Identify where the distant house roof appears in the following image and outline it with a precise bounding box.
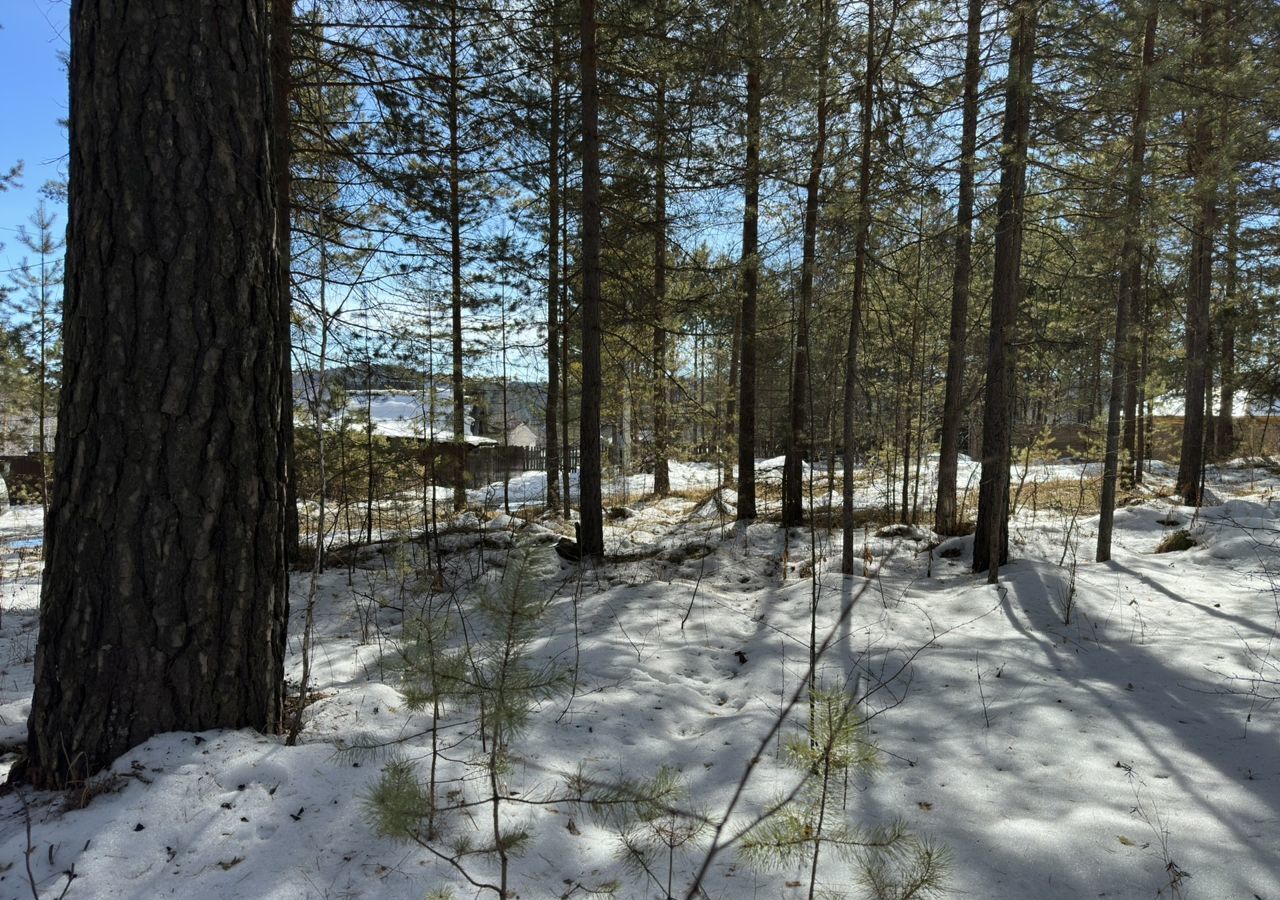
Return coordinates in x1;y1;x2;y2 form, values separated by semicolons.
505;422;541;449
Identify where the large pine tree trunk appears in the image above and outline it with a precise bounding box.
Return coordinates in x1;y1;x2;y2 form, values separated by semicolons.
935;0;982;538
840;0;878;574
545;21;562;513
578;0;604;557
973;0;1036;579
25;0;287;789
1097;2;1156;563
782;0;831;528
736;0;762;522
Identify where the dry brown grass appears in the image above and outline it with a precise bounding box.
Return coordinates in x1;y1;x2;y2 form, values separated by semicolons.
1010;476;1147;518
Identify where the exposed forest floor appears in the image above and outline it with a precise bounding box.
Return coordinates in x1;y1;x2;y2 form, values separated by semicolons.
1;458;1278;899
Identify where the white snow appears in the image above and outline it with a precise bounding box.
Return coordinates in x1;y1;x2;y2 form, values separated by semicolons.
1;461;1279;899
466;459;726;511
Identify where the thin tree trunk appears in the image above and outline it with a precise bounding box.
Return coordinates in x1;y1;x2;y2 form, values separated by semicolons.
288;237;329;746
561;229;572;518
902;243;921;525
1205;320;1217;461
653;80;671;496
1097;2;1156;563
26;0;286;788
545;20;562;513
724;309;741;486
935;0;982;537
365;351;375;543
621;375;632;491
1217;186;1238;455
448;0;467;513
273;0;299;565
1089;344;1102;422
1122;326;1140;486
973;0;1036;579
841;0;877;571
1135;261;1150;483
913;341;927;523
1214;2;1237;459
501;302;511;515
737;0;761;522
426;330;444;582
578;0;604;558
783;0;831;528
1175;206;1214;503
37;270;48;518
1175;2;1218;506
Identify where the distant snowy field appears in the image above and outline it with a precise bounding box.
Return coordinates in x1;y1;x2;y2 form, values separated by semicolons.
1;460;1278;899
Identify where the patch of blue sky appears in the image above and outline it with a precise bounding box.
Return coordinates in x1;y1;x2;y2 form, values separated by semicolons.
0;1;69;274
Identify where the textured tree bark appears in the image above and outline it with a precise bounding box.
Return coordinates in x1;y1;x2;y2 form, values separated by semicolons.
782;0;831;528
545;21;562;514
973;0;1036;579
935;0;983;538
1097;2;1156;563
24;0;287;789
841;0;878;573
736;0;761;523
578;0;605;558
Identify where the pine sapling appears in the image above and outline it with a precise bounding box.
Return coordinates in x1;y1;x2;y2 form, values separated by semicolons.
577;766;706;900
740;681;948;900
366;547;568;897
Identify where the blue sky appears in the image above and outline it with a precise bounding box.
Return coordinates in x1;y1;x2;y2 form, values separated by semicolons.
0;1;69;272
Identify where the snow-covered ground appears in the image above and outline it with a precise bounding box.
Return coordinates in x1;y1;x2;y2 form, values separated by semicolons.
1;461;1279;899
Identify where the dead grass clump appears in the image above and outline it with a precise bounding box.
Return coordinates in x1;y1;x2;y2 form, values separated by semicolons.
664;486;717;505
750;505;884;530
1155;530;1195;553
753;482;784;501
1017;477;1106;516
